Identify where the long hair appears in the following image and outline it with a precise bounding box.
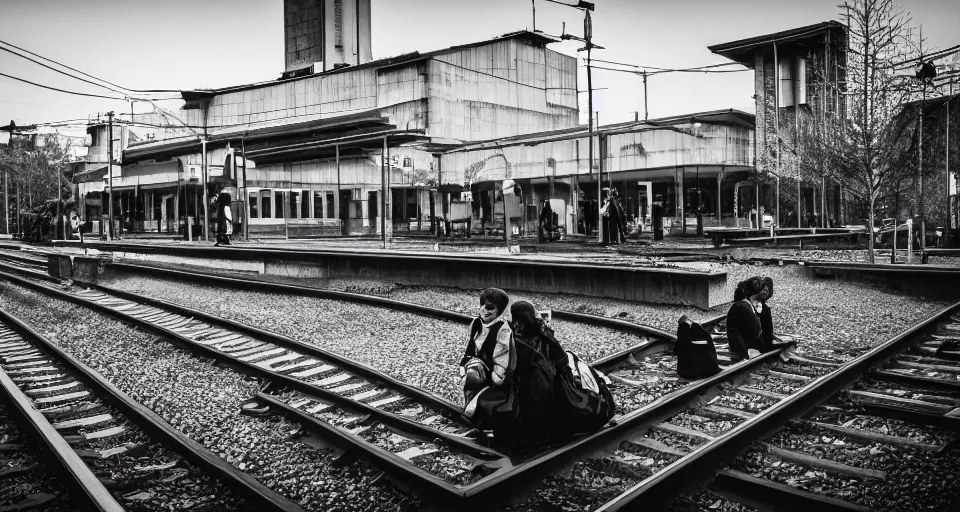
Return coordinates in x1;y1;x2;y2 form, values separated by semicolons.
760;276;774;301
733;276;763;301
510;300;543;338
479;287;509;317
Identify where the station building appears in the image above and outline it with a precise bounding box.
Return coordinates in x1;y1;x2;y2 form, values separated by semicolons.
440;110;758;237
708;21;865;228
71;0;579;239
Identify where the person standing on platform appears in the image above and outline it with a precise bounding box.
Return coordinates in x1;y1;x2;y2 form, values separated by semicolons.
214;192;233;247
652;195;665;241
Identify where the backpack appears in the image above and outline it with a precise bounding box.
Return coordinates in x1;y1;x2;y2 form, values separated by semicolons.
552;351;616;437
511;336;559;439
675;315;721;380
936;340;960;361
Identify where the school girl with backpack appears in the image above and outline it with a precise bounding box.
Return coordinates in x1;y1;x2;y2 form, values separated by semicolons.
509;301;616;441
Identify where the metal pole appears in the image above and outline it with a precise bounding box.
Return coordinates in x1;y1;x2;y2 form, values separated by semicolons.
201;136;209;241
241;138;249;241
586;17;599;244
532;0;536;31
643;72;649;121
107;111;114;241
336;143;341;236
382;135;387;248
285;159;290;241
918;83;925;252
5;123;12;235
947;93;952;247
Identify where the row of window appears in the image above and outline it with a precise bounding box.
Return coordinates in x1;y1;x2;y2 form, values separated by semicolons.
249;190;336;219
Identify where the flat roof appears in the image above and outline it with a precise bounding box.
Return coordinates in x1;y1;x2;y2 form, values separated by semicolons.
446;109;755;153
708;21;845;67
180;30;563;98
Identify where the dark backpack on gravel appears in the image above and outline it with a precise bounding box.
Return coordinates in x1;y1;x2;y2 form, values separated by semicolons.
936;340;960;361
675;315;721;380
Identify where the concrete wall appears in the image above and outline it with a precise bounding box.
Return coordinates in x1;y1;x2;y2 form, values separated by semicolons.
94;244;726;308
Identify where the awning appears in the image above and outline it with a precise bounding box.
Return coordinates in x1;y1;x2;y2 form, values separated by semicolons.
73;165;108;184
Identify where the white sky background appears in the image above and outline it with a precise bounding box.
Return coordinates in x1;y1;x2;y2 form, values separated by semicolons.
1;0;957;136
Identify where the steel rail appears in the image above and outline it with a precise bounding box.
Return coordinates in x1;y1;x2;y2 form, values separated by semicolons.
0;269;504;461
108;261;702;340
0;339;124;512
84;279;466;419
453;345;791;504
0;307;304;512
595;299;960;511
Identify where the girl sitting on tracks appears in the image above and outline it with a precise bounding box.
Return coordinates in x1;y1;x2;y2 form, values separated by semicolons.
727;276;765;360
459;288;518;445
510;301;615;441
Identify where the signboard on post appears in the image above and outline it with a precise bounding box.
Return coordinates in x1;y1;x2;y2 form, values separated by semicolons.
460;191;472;202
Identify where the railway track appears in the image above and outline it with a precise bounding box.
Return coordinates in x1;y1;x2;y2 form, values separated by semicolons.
593;301;960;511
0;259;827;510
0;305;303;511
5;250;955;509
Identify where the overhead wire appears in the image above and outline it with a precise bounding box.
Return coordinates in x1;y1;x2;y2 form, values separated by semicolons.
0;37;182;94
0;71;128;100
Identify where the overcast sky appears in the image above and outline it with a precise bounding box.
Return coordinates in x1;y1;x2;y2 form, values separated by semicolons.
1;0;958;136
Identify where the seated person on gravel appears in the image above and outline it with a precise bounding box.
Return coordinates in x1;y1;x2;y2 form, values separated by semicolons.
510;301;616;440
727;277;765;360
459;288;518;444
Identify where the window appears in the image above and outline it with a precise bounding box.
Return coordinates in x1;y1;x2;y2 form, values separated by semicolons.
260;190;272;219
275;191;284;218
249;191;259;218
290;191;300;219
403;157;412;168
778;56;807;108
301;191;310;219
368;191;378;220
778;59;794;107
326;192;335;219
313;191;324;219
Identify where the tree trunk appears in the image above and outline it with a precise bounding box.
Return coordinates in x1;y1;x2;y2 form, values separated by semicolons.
868;195;876;264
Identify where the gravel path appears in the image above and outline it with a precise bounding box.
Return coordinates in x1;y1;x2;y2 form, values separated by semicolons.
0;281;415;511
102;271;651;402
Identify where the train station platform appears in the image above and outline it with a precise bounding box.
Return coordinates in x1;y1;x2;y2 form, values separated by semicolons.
48;239;728;309
804;260;960;300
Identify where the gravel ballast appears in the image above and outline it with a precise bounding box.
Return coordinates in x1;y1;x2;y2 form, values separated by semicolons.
101;271;649;402
106;260;952;365
0;281;415;511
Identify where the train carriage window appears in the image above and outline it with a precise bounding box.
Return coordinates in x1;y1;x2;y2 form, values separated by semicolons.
326;192;335;219
260;190;272;219
301;191;310;219
313;191;323;219
275;191;284;218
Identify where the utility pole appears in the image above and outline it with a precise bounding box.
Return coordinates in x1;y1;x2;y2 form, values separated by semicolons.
532;0;536;31
642;71;649;121
107;111;114;241
201;135;209;241
4;121;12;235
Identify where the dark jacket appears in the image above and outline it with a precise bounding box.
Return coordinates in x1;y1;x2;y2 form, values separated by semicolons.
726;300;762;359
758;302;775;351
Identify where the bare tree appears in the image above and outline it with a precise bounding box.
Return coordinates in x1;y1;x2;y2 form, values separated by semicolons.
831;0;923;262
